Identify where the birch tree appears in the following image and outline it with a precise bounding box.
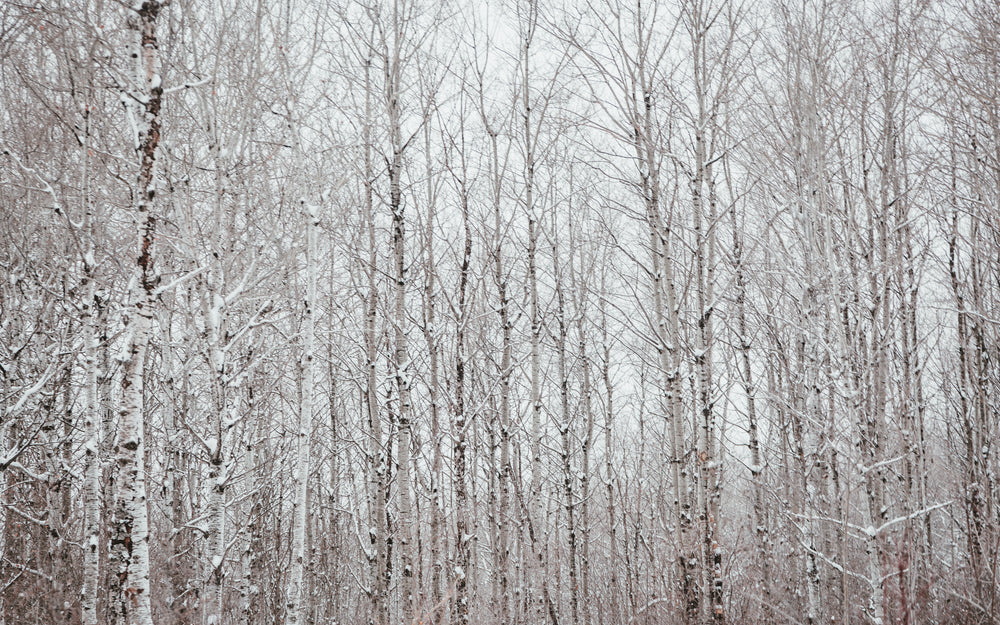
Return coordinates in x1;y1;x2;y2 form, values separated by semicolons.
6;2;1000;624
108;4;166;625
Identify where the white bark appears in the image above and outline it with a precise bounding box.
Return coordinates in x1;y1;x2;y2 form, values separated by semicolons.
109;4;163;625
80;89;101;625
453;174;473;625
286;187;318;625
520;6;546;621
360;46;389;624
419;115;446;625
554;234;579;625
81;263;101;625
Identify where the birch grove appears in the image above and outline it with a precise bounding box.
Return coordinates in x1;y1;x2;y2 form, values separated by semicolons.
2;0;1000;624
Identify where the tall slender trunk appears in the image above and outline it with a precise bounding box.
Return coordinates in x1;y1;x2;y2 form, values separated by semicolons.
486;115;513;625
687;3;723;618
552;223;578;625
159;304;193;624
453;177;473;624
359;44;389;625
202;124;232;625
520;5;547;622
283;32;318;614
732;201;768;623
80;96;102;625
82;264;102;625
109;4;163;625
599;278;620;623
239;379;264;621
385;7;415;614
420;120;445;625
573;250;594;625
633;48;690;622
286;193;317;625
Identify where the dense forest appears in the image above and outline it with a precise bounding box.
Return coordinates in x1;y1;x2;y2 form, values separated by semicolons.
1;0;999;624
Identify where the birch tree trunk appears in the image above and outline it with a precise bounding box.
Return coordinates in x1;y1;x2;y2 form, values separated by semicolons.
109;4;164;625
357;41;390;625
384;4;415;616
200;120;232;625
598;269;621;624
389;99;415;625
571;220;595;625
81;246;102;625
419;116;446;625
80;89;102;625
519;4;548;623
731;197;770;623
452;158;473;625
482;87;513;625
552;213;578;625
286;137;317;625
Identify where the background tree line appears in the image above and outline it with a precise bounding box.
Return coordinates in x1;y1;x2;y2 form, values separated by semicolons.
1;0;998;624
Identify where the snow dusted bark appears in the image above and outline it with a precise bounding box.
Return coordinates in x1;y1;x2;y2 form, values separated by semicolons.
492;168;514;625
575;297;594;625
598;279;621;623
453;170;473;625
203;372;228;625
526;152;545;616
690;81;721;625
419;117;446;625
520;6;547;621
239;379;267;619
388;57;416;625
199;87;242;625
81;256;102;625
732;202;770;622
855;277;888;625
787;349;822;625
479;89;513;624
630;39;692;619
566;197;595;625
683;1;734;618
159;304;194;623
80;96;101;625
423;259;445;625
552;218;579;625
108;4;163;625
361;47;390;624
286;178;318;625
